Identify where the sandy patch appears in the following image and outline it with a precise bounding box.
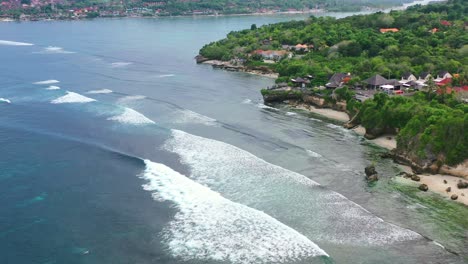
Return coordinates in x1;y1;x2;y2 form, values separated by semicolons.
352;125;396;150
296;104;350;122
398;165;468;206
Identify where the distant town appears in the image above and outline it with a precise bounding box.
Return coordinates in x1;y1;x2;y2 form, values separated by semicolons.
0;0;420;21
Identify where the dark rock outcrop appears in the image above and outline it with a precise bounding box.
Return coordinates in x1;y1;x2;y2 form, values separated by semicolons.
446;187;451;193
399;172;412;178
365;165;377;177
457;180;468;189
451;194;458;200
364;165;379;182
367;174;379;182
195;55;209;64
411;174;421;182
418;184;429;192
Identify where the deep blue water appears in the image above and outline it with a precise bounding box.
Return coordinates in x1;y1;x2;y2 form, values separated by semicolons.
0;12;467;264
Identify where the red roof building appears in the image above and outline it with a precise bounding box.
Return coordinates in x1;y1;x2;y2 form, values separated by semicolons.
440;20;452;26
436;78;452;86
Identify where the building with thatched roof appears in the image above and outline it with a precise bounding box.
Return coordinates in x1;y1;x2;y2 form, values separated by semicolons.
364;74;388;89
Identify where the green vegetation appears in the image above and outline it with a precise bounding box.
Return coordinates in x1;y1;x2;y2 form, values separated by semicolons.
356;92;467;165
202;0;468;167
0;0;421;18
200;0;467;85
152;0;416;14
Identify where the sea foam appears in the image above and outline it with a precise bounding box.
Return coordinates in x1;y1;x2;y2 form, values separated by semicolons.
107;107;155;125
34;80;60;85
117;95;146;103
35;46;75;54
163;130;422;246
306;149;323;158
87;89;113;94
0;98;11;104
0;40;34;46
46;85;60;90
257;103;277;110
157;74;175;78
51;91;96;104
173;109;218;127
111;62;132;68
140;160;328;263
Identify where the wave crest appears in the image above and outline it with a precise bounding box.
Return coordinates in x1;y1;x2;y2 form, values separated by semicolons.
140;160;328;263
0;98;11;104
34;80;60;85
107;107;155;125
173;110;218;127
51;91;96;104
87;89;113;94
0;40;34;46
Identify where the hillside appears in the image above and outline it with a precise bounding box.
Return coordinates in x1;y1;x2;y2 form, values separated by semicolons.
1;0;418;19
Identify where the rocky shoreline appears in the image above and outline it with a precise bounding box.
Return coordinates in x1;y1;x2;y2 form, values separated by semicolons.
195;57;279;78
259;88;468;205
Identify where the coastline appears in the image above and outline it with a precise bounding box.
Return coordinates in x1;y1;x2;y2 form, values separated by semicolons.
294;103;396;150
202;60;279;78
290;102;467;206
0;0;444;23
398;165;468;206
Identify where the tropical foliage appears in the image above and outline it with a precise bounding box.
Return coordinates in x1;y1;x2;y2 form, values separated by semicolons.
200;0;467;86
202;0;468;166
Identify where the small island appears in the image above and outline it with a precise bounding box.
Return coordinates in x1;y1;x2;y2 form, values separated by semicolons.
197;0;468;203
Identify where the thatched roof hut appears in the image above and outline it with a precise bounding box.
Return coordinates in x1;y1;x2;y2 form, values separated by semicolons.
364;74;388;89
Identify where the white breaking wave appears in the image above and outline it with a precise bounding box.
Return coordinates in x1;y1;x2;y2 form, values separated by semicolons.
241;99;252;104
157;74;175;78
309;117;323;122
87;89;113;94
107;107;155;125
35;46;75;54
46;85;60;90
173;109;218;127
51;91;96;104
110;62;132;68
165;130;319;188
286;112;297;116
0;40;34;46
34;80;60;85
140;160;328;264
163;130;421;246
0;98;11;104
257;103;277;110
306;149;323;158
118;95;146;103
326;123;343;130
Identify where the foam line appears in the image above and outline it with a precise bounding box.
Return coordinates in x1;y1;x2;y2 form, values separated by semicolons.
87;89;113;94
34;80;60;85
163;130;422;245
51;91;96;104
107;107;155;125
0;40;34;46
46;86;60;90
0;98;11;104
140;160;328;263
172;109;218;127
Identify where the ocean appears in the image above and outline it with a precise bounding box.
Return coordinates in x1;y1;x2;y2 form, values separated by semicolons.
1;9;467;264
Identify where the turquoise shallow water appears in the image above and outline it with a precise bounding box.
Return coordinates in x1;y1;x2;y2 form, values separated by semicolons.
0;11;467;264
